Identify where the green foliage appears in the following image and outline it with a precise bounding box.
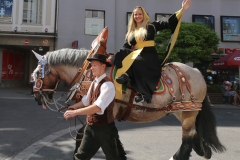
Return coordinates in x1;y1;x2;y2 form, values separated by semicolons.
155;22;220;64
207;84;222;93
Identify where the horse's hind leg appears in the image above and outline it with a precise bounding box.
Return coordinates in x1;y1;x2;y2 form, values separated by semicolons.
171;111;198;160
192;133;212;159
171;136;193;160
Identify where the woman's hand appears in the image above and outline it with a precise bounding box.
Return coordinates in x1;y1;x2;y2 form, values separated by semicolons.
182;0;191;12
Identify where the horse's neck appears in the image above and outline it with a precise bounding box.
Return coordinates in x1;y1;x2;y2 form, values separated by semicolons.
56;65;112;85
55;65;79;85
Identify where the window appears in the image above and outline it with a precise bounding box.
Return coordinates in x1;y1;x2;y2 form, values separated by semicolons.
192;15;215;30
85;10;105;35
22;0;42;24
221;16;240;42
0;0;13;23
155;13;171;22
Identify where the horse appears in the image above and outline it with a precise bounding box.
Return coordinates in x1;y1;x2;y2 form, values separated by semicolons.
32;48;225;160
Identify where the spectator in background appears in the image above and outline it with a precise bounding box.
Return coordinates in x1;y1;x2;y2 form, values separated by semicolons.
221;80;240;106
29;73;35;96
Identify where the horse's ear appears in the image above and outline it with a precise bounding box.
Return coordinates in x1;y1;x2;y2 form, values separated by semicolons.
91;26;108;54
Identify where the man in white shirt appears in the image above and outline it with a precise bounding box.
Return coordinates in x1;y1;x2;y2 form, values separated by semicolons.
64;53;126;160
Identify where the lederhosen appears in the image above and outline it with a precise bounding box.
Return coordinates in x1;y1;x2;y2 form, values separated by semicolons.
74;77;121;160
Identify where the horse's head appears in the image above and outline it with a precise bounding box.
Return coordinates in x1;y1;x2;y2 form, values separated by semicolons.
31;27;109;109
32;51;60;109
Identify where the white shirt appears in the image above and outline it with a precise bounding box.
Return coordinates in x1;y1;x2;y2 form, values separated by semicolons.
82;73;115;115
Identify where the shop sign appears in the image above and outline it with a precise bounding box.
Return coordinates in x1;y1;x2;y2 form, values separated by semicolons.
213;48;240;54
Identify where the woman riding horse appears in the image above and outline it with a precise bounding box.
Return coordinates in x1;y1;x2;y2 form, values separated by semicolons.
114;0;191;104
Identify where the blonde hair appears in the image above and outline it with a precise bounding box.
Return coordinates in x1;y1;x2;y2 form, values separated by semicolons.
126;6;150;44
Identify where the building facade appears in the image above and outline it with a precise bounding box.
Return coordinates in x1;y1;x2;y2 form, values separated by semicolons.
1;0;240;87
57;0;240;52
0;0;57;87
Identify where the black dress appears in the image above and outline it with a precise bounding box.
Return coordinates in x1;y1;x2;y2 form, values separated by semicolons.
115;13;179;100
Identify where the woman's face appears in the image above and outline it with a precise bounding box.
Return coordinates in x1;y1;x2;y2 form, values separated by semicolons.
133;8;144;25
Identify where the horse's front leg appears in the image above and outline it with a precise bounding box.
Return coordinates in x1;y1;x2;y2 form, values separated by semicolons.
170;111;199;160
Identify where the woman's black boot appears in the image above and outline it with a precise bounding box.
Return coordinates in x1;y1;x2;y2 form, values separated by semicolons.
134;95;152;103
116;74;131;85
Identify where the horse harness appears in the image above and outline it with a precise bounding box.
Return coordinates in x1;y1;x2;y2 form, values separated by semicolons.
34;63;61;93
115;63;202;121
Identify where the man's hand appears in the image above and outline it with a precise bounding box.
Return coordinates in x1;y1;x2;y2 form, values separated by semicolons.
64;110;77;120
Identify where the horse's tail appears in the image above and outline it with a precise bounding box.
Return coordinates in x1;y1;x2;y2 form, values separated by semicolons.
116;135;127;160
195;96;226;153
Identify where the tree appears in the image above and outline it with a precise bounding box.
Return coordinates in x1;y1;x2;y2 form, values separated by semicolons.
155;22;220;64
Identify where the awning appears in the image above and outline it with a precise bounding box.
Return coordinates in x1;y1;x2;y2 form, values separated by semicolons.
210;50;240;69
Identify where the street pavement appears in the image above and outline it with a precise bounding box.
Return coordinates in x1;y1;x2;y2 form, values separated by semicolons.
0;87;240;160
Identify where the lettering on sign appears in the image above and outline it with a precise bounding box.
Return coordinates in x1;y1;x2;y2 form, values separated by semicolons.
8;64;13;74
213;48;240;54
234;57;240;61
213;62;225;66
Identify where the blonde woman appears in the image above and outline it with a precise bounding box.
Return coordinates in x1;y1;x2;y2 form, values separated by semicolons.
115;0;191;103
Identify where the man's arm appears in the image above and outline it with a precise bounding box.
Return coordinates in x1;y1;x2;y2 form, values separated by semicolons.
68;101;85;110
64;104;101;120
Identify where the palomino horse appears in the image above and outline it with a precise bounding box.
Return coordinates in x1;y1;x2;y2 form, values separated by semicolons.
33;48;225;160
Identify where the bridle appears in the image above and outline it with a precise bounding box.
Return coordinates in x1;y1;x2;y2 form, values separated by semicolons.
34;62;66;113
34;64;61;92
